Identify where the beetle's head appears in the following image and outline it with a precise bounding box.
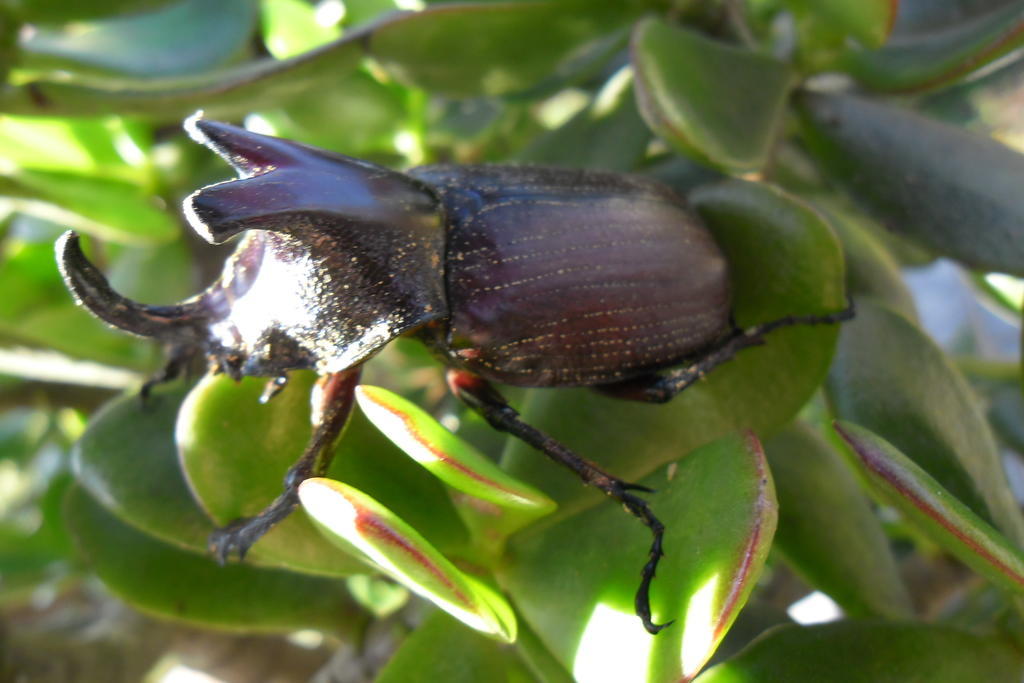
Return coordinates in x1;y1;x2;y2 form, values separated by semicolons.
58;115;448;378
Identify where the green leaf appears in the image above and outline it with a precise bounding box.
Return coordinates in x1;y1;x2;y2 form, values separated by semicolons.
503;432;777;682
251;70;406;158
106;239;196;305
0;33;363;120
73;382;213;552
357;385;555;515
835;422;1024;599
368;2;624;97
630;17;792;173
0;233;153;368
783;0;897;49
696;620;1024;682
765;422;912;618
4;302;153;370
345;574;409;618
798;90;1024;275
377;611;537;683
502;179;845;511
260;0;342;60
175;372;370;576
177;372;466;575
299;477;517;642
812;198;919;322
0;171;177;245
21;0;257;78
516;68;650;171
356;384;555;555
15;0;177;23
0;116;145;178
843;1;1024;92
66;485;364;633
826;301;1024;548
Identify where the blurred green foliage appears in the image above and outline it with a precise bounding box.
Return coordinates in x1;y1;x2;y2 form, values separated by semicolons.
4;0;1024;681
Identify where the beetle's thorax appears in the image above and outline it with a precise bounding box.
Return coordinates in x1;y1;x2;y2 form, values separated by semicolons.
195;211;447;378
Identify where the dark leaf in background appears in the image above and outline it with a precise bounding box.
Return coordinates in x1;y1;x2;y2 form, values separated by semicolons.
799;90;1024;276
22;0;257;78
66;485;366;633
14;0;177;23
843;0;1024;92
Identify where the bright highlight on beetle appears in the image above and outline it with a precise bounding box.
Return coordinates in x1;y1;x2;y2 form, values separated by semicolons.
56;114;853;635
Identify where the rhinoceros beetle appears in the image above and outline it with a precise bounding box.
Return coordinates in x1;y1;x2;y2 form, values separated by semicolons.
57;115;852;635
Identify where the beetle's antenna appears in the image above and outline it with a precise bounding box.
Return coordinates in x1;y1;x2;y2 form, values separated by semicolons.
56;231;207;341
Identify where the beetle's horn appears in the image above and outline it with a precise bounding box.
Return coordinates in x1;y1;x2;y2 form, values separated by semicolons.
183;116;439;246
185;112;312;178
56;231;206;341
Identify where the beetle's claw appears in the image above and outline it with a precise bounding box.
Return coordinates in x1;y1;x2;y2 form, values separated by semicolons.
208;518;262;564
643;618;674;635
621;482;656;493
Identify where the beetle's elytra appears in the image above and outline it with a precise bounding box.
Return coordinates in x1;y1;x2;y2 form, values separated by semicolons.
57;115;852;634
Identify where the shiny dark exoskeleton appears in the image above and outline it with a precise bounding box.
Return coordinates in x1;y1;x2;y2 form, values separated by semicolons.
57;116;851;634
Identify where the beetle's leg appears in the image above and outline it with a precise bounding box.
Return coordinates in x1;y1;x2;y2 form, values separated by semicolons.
599;300;855;404
140;344;196;403
209;367;361;563
446;368;671;635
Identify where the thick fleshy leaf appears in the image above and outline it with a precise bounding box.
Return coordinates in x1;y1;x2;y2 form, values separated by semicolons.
765;422;912;618
826;301;1024;548
72;382;212;552
298;477;516;642
503;179;845;513
784;0;897;49
843;1;1024;92
368;2;625;97
356;384;555;553
812;198;918;322
835;422;1024;598
516;68;650;171
695;620;1024;682
177;372;465;576
0;32;363;120
798;90;1024;275
260;0;341;60
520;68;647;171
0;171;177;245
66;485;364;633
253;69;406;157
16;0;176;23
0;115;145;178
630;17;792;173
22;0;257;78
503;432;777;683
377;610;537;683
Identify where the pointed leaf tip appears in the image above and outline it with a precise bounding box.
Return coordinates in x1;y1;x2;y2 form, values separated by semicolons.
834;421;1024;598
299;477;516;642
